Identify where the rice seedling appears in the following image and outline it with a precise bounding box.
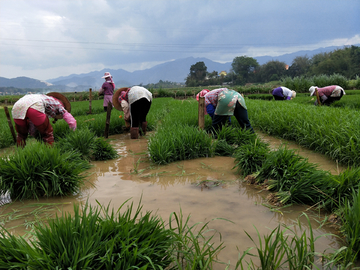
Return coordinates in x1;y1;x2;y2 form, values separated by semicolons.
233;138;270;177
256;146;331;205
0;141;91;200
168;209;227;269
0;198;228;269
56;127;118;161
338;189;360;263
92;137;119;161
324;167;360;212
148;124;214;164
234;213;342;270
214;139;236;156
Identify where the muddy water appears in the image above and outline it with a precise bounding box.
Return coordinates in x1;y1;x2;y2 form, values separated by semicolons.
1;133;346;269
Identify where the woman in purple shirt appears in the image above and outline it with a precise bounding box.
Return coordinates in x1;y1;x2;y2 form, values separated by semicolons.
272;86;296;100
99;72;115;111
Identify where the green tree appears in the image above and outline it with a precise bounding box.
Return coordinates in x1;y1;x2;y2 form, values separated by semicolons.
185;61;207;86
231;56;259;85
289;56;311;77
257;60;287;82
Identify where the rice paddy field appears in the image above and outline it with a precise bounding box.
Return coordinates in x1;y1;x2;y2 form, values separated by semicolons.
1;91;360;269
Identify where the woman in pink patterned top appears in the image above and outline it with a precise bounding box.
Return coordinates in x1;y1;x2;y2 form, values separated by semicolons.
309;85;345;106
12;92;76;147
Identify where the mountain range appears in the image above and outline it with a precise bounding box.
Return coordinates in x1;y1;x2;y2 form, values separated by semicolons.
0;45;349;92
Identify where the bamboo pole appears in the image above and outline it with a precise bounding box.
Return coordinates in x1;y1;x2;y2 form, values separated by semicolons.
104;101;112;138
198;96;205;129
4;106;17;143
315;88;321;106
88;88;92;114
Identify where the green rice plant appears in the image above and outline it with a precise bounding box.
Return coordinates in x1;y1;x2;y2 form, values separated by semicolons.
32;199;174;269
0;229;40;269
148;124;214;164
214;139;236;156
256;146;331;205
233;138;270;177
235;213;336;270
56;127;96;160
92;137;119;161
214;125;239;145
56;127;118;161
0;199;227;269
0;141;90;200
168;209;226;269
339;189;360;263
324;167;360;212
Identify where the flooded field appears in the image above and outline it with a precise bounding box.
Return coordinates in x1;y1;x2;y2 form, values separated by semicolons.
0;132;348;269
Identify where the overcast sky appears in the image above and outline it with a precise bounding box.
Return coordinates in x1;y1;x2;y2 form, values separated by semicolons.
0;0;359;81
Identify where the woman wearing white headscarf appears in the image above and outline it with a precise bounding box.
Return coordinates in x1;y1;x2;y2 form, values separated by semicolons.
309;85;345;106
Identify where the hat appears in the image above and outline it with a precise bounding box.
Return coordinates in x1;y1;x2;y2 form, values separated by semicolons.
309;86;317;96
196;89;210;101
102;72;112;79
112;87;129;111
46;92;71;113
291;91;296;98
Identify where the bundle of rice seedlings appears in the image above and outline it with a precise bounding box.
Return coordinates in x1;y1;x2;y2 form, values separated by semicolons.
325;167;360;212
0;142;90;200
233;138;270;177
257;146;330;205
56;128;118;161
0;199;225;269
214;139;235;156
92;137;119;161
148;124;214;164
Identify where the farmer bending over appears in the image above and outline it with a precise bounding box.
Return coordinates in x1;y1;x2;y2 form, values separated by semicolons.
113;86;152;139
204;88;254;133
309;85;345;106
272;86;296;100
12;92;77;147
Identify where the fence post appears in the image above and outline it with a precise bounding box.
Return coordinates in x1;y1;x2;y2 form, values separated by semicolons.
4;106;17;143
198;96;205;129
315;88;321;106
104;101;112;138
88;88;92;114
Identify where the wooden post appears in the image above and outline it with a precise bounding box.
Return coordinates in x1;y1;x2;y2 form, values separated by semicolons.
315;88;321;106
4;106;17;143
88;88;92;114
104;101;112;138
198;96;205;129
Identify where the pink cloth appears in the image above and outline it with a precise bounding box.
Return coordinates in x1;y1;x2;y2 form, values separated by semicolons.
62;112;77;131
196;89;210;101
14;107;46;126
317;85;337;97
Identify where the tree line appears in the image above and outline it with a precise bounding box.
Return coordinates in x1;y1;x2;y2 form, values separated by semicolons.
185;45;360;87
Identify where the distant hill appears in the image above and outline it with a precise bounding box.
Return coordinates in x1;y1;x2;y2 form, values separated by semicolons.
0;76;51;89
0;45;353;91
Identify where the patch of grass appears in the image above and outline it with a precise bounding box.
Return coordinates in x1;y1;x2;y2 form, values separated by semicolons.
0;141;91;200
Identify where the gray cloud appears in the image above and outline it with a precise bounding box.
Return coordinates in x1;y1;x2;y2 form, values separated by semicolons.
0;0;359;80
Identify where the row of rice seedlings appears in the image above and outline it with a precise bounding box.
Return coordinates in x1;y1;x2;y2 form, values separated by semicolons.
233;213;351;270
0;199;224;269
339;189;360;263
281;73;349;92
148;124;214;164
247;99;360;167
0;141;91;200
